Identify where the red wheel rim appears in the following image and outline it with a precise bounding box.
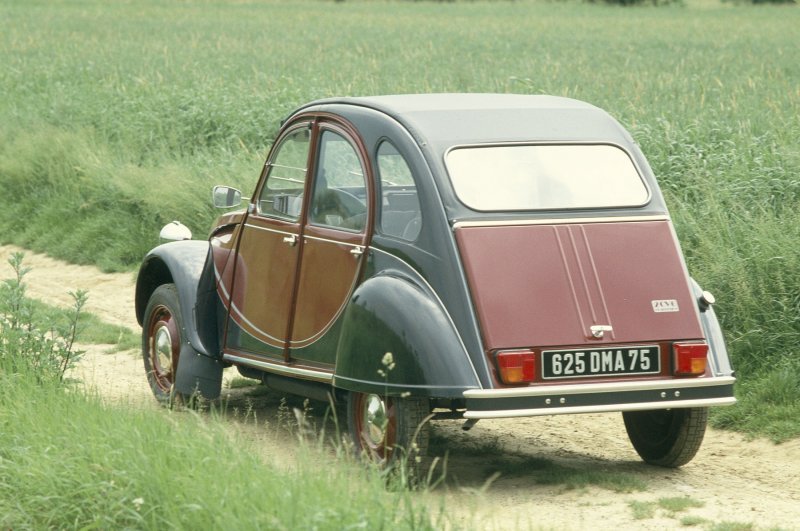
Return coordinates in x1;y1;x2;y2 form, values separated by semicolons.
146;304;180;393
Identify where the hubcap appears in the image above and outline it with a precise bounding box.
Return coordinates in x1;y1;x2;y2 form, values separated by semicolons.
148;305;179;393
362;394;389;446
154;326;173;375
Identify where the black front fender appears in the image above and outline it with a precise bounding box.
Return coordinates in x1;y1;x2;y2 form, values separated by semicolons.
333;274;481;398
135;240;219;358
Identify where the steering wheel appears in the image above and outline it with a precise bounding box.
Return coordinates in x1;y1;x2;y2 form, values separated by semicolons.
330;188;366;218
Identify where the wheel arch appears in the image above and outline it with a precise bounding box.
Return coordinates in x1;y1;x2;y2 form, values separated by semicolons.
333;273;481;399
135;240;220;358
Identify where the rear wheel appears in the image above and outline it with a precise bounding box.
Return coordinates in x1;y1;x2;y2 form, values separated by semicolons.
623;407;708;467
347;392;431;476
142;284;183;404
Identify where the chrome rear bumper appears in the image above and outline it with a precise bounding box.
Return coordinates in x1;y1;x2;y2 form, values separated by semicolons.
463;376;736;419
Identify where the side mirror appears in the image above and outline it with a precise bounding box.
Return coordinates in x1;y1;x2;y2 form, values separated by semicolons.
212;186;243;208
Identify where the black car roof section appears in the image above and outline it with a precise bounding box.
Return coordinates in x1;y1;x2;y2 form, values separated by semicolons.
353;93;596;113
293;93;635;148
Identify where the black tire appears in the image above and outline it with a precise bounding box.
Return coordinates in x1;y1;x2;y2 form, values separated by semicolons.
142;283;183;404
347;392;431;477
623;407;708;467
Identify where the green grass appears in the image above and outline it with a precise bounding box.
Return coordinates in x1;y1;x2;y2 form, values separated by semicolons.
0;359;440;529
539;464;646;493
31;297;139;351
658;496;705;513
488;455;647;492
708;523;755;531
629;497;706;523
226;375;262;389
710;355;800;442
629;500;657;520
0;252;442;529
429;431;647;492
1;0;799;439
679;515;708;527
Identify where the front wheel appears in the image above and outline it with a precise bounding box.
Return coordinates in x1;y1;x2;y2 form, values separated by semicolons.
142;284;183;404
347;392;431;475
623;407;708;467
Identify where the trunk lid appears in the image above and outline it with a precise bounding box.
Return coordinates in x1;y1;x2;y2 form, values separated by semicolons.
455;219;704;350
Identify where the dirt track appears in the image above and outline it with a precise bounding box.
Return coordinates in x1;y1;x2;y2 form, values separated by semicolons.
3;244;799;530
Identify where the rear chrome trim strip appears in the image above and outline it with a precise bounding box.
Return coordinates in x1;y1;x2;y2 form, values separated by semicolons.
453;215;669;230
463;397;737;419
223;354;333;383
464;376;735;399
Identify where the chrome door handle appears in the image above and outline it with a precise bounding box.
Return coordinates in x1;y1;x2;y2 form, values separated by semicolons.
282;234;298;247
350;246;364;258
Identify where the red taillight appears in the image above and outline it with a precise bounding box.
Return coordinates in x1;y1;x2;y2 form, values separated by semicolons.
496;350;536;384
673;342;709;376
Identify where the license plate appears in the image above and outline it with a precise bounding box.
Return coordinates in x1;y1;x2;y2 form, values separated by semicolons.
541;346;660;380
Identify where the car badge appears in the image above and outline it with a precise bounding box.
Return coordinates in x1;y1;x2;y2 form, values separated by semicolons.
652;299;680;313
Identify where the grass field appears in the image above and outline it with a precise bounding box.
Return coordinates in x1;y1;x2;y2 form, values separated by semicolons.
0;358;440;529
1;0;798;438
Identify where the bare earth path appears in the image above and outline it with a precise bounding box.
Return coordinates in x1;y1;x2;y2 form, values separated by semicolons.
3;244;799;530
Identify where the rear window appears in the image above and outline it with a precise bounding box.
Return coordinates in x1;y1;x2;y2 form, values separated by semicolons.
445;144;649;211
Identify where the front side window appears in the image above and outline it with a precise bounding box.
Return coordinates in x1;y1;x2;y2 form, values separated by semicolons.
308;130;367;232
445;144;649;212
377;141;421;241
257;127;311;220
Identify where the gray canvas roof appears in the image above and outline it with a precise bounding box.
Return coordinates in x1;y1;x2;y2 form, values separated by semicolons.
299;93;635;149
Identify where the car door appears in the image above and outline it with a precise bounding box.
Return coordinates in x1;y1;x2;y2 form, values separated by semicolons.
289;124;371;366
223;124;312;359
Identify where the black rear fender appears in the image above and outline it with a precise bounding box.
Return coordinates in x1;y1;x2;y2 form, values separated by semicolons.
333;274;481;399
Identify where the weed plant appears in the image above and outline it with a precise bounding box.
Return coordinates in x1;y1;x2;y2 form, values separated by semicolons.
0;252;86;382
1;0;799;438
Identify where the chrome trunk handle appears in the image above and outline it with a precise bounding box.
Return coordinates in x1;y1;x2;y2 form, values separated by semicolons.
590;325;613;339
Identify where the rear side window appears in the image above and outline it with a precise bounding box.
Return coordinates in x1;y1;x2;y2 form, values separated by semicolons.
445;144;649;211
377;141;421;241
